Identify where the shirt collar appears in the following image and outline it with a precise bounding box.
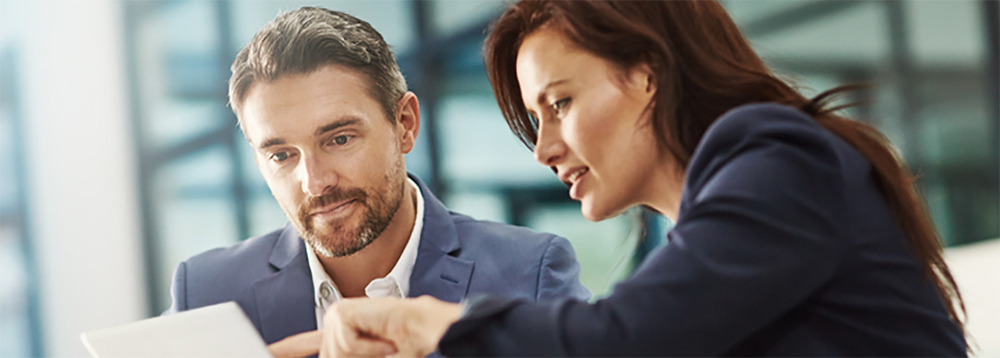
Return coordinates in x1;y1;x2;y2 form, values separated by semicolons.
305;236;339;308
304;178;424;307
384;177;423;297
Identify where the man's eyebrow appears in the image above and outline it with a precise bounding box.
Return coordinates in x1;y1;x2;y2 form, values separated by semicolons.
256;117;363;151
535;79;570;105
258;138;286;150
315;117;362;137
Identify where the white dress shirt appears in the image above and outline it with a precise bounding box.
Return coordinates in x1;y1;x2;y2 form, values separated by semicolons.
305;178;424;328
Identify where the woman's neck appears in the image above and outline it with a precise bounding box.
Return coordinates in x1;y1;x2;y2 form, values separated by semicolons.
642;160;685;222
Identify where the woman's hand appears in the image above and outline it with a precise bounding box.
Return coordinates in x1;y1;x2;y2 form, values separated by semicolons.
320;295;462;357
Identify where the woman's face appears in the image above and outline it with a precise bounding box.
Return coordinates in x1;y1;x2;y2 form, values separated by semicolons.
516;28;675;221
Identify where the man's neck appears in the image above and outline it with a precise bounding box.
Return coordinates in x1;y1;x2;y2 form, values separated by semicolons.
318;182;417;298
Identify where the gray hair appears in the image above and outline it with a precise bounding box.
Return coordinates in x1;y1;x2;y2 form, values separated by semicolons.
228;7;407;123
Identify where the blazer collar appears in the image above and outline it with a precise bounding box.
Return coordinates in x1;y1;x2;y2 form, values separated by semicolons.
408;174;474;303
410;174;460;253
255;225;315;344
269;224;304;269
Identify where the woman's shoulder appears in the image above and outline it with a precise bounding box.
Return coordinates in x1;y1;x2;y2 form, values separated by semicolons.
687;103;847;178
676;103;867;257
683;102;862;211
701;102;827;149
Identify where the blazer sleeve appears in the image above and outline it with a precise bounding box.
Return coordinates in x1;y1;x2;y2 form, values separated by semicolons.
162;261;188;315
537;235;592;302
440;105;851;356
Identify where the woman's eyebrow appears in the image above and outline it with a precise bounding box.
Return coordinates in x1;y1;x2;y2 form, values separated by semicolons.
534;79;570;105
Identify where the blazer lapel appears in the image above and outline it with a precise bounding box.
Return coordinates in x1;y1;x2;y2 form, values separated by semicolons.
408;175;474;303
252;226;317;344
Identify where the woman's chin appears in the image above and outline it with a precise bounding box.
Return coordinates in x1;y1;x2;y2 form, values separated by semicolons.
580;199;613;222
581;195;635;222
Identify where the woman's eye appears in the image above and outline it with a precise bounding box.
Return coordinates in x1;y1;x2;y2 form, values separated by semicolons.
270;151;290;162
552;98;571;113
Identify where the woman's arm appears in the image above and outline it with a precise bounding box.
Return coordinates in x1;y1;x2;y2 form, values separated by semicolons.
269;296;461;358
318;105;853;357
440;105;852;356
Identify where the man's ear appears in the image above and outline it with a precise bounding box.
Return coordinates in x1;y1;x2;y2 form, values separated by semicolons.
395;92;420;154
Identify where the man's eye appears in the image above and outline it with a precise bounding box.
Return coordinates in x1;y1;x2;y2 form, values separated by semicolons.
331;135;353;146
270;151;290;162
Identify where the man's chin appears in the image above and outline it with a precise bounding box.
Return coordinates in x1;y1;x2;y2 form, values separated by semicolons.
306;233;370;258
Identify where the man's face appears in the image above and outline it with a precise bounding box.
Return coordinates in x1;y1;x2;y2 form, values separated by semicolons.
240;65;413;258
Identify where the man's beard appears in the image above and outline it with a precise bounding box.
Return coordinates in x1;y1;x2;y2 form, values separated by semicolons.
294;174;405;258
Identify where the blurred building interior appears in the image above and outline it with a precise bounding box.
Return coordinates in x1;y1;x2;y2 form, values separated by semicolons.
1;0;997;357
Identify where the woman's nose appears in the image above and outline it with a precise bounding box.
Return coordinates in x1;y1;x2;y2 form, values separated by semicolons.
533;121;566;167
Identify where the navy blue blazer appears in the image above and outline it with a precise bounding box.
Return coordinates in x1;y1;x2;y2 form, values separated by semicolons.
165;175;591;344
440;103;966;356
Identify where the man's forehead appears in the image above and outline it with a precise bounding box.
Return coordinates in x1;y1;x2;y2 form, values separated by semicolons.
238;66;388;142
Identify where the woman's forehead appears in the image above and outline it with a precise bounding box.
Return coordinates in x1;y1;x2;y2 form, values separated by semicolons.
515;29;611;98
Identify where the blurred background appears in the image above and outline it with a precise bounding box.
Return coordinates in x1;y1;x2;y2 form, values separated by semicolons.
0;0;997;357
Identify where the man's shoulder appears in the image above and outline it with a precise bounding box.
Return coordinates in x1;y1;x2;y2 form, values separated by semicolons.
166;226;297;320
447;212;561;257
440;212;590;301
182;227;286;274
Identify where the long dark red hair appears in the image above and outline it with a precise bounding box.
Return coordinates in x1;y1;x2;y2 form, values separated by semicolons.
484;0;965;330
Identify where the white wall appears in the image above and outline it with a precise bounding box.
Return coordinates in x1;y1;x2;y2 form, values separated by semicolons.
945;239;1000;357
17;0;147;356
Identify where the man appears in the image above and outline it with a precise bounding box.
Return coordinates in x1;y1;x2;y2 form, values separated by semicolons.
164;6;590;346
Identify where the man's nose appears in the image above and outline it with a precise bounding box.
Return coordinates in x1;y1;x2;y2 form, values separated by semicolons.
299;154;338;197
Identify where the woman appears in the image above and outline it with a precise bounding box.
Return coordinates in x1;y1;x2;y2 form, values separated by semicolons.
272;1;967;356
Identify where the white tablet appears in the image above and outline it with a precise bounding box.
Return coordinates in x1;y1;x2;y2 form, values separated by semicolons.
80;301;272;358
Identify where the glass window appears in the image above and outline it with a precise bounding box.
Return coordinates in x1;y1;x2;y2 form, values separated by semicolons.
230;1;417;55
526;204;641;299
430;0;505;37
0;47;42;357
439;95;554;186
149;145;240;312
